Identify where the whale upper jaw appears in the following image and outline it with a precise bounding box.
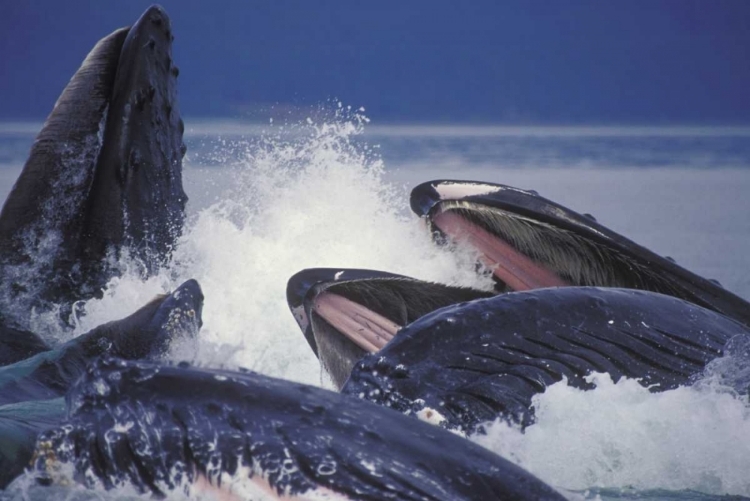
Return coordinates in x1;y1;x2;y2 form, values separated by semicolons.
410;179;750;326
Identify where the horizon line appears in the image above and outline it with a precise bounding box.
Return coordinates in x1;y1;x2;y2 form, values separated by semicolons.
2;120;750;138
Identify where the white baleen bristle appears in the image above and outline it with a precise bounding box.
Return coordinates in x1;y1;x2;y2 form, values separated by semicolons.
434;181;504;200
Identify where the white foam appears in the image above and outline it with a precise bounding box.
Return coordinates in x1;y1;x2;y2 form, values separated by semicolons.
70;115;492;384
433;181;503;200
471;373;750;497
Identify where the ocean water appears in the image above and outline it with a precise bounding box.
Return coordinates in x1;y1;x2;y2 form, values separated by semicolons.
1;117;749;500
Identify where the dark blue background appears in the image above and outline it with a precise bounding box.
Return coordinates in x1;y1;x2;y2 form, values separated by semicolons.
1;1;749;123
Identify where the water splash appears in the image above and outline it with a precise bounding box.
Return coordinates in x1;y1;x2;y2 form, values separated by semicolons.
66;112;491;385
695;334;750;397
472;373;750;497
17;112;750;499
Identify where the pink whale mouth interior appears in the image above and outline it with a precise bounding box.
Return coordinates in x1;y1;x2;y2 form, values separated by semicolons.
432;211;570;291
306;204;576;356
312;291;400;353
433;210;571;291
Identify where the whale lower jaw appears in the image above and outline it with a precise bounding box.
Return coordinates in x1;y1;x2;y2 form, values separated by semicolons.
286;269;493;388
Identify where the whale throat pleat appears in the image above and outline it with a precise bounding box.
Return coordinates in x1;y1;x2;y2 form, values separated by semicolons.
0;27;129;251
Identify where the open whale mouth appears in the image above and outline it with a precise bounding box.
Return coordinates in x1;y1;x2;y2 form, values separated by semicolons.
410;180;683;294
431;205;573;291
312;291;402;352
409;180;750;327
286;268;492;388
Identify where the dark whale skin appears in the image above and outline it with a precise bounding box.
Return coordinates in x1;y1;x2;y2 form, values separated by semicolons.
82;5;187;279
32;357;566;501
0;279;202;489
0;5;186;324
0;279;202;408
344;287;749;433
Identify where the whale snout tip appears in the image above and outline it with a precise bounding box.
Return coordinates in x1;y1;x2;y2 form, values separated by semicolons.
132;4;173;41
173;279;204;307
286;268;356;357
142;5;169;25
286;268;344;309
409;181;442;217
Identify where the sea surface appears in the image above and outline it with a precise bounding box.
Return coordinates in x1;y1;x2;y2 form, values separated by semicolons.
1;118;749;500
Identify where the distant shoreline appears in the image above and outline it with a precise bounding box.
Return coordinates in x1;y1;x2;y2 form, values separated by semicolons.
3;121;750;138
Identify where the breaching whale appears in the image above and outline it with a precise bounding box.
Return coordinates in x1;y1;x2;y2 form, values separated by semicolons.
26;357;565;501
339;286;750;433
410;180;750;326
0;5;186;327
286;267;493;388
0;279;203;488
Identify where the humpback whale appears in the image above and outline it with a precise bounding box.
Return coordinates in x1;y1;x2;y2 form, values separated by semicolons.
0;5;186;327
0;279;203;488
0;279;203;407
287;267;493;388
339;286;749;433
410;180;750;326
26;357;565;501
286;269;749;431
6;4;744;499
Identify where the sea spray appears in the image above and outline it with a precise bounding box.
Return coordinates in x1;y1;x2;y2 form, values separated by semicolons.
695;334;750;397
19;113;750;498
472;372;750;497
61;113;491;385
